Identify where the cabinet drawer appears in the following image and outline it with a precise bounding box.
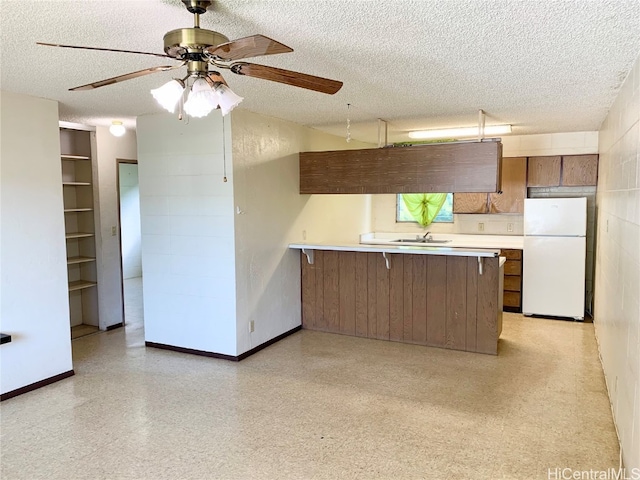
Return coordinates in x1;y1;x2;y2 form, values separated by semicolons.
503;291;521;308
504;275;522;292
504;260;522;276
501;249;522;260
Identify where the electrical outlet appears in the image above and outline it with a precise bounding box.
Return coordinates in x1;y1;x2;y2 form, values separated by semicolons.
111;226;117;236
478;222;484;232
250;320;255;333
507;223;514;233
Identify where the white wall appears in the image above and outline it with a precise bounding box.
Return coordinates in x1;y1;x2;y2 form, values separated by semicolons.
94;127;138;328
137;113;237;356
595;52;640;470
231;109;373;355
118;163;141;279
372;132;599;236
0;91;73;395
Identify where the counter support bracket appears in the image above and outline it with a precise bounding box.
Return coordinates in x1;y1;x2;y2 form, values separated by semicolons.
478;257;483;275
382;252;391;270
301;248;314;265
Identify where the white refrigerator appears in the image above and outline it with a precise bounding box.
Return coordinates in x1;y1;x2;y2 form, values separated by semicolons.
522;197;587;320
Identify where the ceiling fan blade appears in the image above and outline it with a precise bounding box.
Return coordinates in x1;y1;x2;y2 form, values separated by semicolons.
230;62;343;94
207;71;228;87
206;35;293;61
69;66;177;91
37;42;171;59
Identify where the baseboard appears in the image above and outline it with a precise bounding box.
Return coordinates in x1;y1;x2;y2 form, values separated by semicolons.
237;325;302;360
146;325;302;361
145;342;239;361
1;370;75;401
106;322;124;331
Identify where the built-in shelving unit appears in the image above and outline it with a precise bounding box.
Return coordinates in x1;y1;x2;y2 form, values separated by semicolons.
60;127;100;339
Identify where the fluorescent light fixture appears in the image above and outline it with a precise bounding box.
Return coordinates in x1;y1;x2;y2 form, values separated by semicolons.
109;121;126;137
408;124;512;140
151;79;185;114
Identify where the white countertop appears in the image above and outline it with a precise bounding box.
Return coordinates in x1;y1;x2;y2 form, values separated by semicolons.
289;242;500;258
359;232;524;250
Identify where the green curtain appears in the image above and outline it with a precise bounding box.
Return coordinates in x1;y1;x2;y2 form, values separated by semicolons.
401;193;447;227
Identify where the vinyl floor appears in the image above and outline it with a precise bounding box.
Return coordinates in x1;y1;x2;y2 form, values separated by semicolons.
0;277;620;479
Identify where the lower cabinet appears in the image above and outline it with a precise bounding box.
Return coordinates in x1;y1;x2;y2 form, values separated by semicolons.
300;250;503;355
501;249;522;312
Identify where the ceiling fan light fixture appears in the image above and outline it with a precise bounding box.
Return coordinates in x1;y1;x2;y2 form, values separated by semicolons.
151;79;185;113
184;77;219;118
109;121;126;137
408;124;512;140
214;83;243;116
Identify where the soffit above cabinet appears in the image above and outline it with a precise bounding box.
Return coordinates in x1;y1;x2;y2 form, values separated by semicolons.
300;141;502;194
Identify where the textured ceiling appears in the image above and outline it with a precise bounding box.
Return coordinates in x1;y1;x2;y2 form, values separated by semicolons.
1;0;639;144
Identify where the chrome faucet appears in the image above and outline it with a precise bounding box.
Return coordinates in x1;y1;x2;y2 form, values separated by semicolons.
416;232;432;241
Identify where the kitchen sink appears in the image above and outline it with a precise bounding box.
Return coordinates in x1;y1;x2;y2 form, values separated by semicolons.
392;239;452;244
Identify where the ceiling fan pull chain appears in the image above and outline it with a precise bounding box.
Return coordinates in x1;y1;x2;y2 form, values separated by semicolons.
346;103;352;143
222;115;228;182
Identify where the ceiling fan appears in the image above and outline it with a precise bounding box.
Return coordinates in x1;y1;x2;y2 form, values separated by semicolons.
37;0;343;118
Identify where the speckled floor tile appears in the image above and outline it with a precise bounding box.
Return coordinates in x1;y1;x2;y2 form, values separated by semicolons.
0;279;620;480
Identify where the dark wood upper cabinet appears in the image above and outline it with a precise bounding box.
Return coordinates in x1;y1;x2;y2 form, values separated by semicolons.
453;193;489;213
527;156;561;187
561;155;598;186
454;156;526;214
489;156;527;213
299;141;502;194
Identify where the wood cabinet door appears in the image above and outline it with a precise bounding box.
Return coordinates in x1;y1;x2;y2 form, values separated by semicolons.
300;142;502;194
453;193;489;213
489;157;527;213
561;155;598;186
527;156;561;186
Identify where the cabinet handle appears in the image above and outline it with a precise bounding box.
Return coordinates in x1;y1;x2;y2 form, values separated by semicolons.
478;257;483;275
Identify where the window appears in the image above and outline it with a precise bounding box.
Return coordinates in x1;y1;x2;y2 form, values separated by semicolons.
396;193;454;224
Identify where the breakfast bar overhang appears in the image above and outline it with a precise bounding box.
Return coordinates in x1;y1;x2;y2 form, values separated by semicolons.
290;243;505;355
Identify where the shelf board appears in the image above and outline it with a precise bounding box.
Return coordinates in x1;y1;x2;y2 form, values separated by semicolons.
63;182;92;186
65;232;95;239
68;280;97;292
64;208;93;213
61;154;90;161
67;256;96;265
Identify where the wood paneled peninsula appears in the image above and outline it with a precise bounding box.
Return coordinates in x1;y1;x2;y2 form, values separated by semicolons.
290;243;505;355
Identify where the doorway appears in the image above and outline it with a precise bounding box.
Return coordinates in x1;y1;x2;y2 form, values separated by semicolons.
116;159;143;330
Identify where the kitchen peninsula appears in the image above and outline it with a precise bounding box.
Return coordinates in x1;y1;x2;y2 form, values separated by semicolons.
290;242;505;355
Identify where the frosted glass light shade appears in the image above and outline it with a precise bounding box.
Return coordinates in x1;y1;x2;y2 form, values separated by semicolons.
408;124;512;140
184;78;219;118
150;79;184;113
214;84;243;116
109;121;126;137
